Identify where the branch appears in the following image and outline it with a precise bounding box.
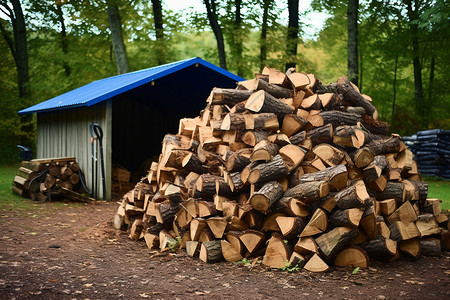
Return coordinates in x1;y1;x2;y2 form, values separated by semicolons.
0;1;13;19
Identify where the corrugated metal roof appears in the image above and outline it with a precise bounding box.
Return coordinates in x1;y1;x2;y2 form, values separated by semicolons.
19;57;244;115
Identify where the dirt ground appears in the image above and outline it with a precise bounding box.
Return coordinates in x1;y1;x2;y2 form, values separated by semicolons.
0;201;449;300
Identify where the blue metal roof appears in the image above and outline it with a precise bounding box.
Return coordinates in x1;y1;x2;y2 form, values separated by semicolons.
19;57;244;115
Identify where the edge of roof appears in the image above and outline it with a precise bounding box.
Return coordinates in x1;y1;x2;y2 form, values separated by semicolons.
18;57;244;115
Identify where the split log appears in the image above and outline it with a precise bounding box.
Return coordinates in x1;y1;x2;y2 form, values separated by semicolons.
226;149;251;172
250;140;279;162
399;238;421;259
289;252;306;268
239;229;266;253
334;246;370;268
363;155;387;181
245;90;293;119
329;208;364;228
276;216;306;239
262;233;293;268
351;147;374;168
186;241;201;257
300;208;328;237
241;130;269;146
308;111;361;128
415;214;440;237
279;144;307;172
221;240;243;262
200;240;223;263
226;231;245;255
294;237;319;255
248;154;288;185
389;221;421;241
360;236;397;262
307;123;333;146
374;181;406;206
335;180;371;209
420;238;441;256
387;201;417;224
281;114;309;137
315;226;359;260
190;218;207;241
254;78;293;99
334;77;377;118
304;253;330;272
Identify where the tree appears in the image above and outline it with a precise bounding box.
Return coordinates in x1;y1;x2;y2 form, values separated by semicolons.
204;0;227;69
285;0;299;70
151;0;165;65
347;0;358;86
260;0;271;71
107;4;130;74
0;0;29;98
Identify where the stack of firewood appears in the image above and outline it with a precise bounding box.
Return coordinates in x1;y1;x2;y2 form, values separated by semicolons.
12;157;93;202
114;67;450;271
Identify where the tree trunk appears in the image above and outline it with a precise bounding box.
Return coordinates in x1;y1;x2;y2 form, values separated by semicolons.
204;0;227;69
56;3;70;76
151;0;165;65
347;0;359;86
391;54;398;126
233;0;244;77
406;0;424;123
260;0;270;72
107;5;129;74
285;0;299;71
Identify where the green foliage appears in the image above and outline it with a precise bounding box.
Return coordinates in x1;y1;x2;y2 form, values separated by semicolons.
282;260;300;272
352;267;360;274
425;177;450;210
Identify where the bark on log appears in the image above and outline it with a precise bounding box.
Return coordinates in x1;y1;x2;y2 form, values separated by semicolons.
245;90;293;119
250;181;284;212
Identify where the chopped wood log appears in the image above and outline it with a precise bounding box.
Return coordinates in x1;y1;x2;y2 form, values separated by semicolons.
248;154;288;185
359;206;378;239
226;231;245;255
250;140;279;162
289;130;306;145
276;216;306;239
307;123;333;146
363;155;387;181
222;201;239;218
360;236;397;262
186;241;200;257
221;240;243;262
377;221;391;239
227;172;246;193
334;77;377;118
250;181;283;212
182;153;205;174
351;147;374;168
334;246;370;268
254;78;293;98
315;227;359;260
312;144;344;167
329;208;364;228
281;181;329;205
206;216;228;239
159;230;178;251
300;208;328;237
241;130;269;146
239;229;266;253
200;240;223;263
245;90;293;119
226;148;251;172
190;218;207;241
129;219;144;240
304;253;330;272
308;111;361;128
144;232;159;249
423;198;441;216
301;94;322;110
298;164;348;191
261;213;284;232
279;144;307;172
155;202;178;225
387;201;417;224
193;174;224;199
198;228;215;242
281;114;309;137
366;136;401;156
374;181;406;206
262;233;292;268
399;238;421;259
361;115;389;136
389;221;421;241
289;252;306;268
420;238;441;256
210;88;253;106
288;72;310;90
335;180;371;209
197;201;217;218
294;237;319;255
415;214;441;237
276;197;310;217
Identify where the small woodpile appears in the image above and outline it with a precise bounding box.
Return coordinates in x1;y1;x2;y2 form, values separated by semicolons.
12;157;94;202
114;67;450;271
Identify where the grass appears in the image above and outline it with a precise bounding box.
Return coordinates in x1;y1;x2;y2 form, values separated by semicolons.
424;177;450;210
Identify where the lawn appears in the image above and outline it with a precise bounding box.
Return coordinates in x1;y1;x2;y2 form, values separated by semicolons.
425;177;450;210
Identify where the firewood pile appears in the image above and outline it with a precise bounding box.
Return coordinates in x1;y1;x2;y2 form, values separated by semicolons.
12;157;94;202
113;67;450;271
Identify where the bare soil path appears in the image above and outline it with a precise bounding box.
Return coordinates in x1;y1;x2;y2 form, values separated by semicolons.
0;201;449;299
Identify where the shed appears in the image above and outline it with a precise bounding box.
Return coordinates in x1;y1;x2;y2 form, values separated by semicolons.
19;57;244;200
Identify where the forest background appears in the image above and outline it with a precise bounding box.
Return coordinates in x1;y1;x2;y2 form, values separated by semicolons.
0;0;449;164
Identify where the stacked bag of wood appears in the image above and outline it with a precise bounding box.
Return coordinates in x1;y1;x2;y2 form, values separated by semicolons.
114;67;450;271
403;129;450;179
12;157;93;202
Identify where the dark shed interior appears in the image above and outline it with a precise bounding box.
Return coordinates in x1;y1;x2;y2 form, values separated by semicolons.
112;64;240;178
